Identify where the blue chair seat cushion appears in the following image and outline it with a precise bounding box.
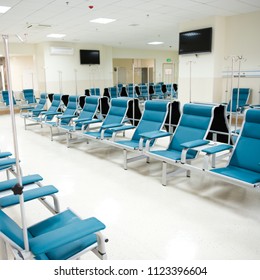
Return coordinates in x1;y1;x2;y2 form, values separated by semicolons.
150;149;196;161
210;166;260;184
45;121;57;126
35;234;98;260
60;125;79;131
84;131;113;139
116;140;142;150
28;209;105;259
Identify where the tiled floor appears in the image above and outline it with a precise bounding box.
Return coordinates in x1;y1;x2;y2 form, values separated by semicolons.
0;112;260;260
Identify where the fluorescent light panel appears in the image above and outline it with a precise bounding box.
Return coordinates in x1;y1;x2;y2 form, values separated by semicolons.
90;18;116;24
47;34;66;38
148;41;164;45
0;6;11;13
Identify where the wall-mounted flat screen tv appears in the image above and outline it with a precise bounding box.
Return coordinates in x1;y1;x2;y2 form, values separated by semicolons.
178;27;212;55
80;49;100;64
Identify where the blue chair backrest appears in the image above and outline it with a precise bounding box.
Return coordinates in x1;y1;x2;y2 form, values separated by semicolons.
80;96;99;119
38;93;47;107
132;100;169;142
76;96;100;128
154;84;162;93
227;88;250;112
60;95;78;125
45;94;61;120
101;98;129;129
229;109;260;173
0;209;26;250
90;88;100;96
32;93;47;116
140;85;148;97
127;85;138;98
117;84;123;93
23;89;36;104
109;87;118;99
168;103;215;157
166;84;177;98
2;90;16;106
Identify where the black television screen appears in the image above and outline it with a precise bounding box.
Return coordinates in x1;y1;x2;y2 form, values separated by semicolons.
80;49;100;64
178;27;212;55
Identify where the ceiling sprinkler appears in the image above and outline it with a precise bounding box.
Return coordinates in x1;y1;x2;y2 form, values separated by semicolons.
88;5;94;9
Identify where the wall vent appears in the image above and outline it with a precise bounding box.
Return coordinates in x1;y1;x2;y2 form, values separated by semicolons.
50;46;74;56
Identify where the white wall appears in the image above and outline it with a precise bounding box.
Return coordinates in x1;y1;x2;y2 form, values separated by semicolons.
178;16;225;104
1;41;178;97
223;11;260;104
112;47;178;84
178;11;260;105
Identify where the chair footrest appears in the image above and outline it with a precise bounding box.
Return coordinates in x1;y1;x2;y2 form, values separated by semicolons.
0;185;58;208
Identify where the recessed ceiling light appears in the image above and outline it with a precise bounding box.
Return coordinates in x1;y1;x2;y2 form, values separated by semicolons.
0;6;11;13
47;34;66;38
90;18;116;24
148;41;164;45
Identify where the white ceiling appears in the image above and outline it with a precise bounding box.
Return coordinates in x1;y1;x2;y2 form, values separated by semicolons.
0;0;260;50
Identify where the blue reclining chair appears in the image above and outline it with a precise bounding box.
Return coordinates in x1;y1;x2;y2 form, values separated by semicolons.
226;88;250;115
23;94;62;129
144;103;216;186
90;88;100;96
108;87;118;99
22;89;37;105
165;84;178;98
58;96;101;147
1;90;17;106
105;100;170;170
204;108;260;189
79;97;131;143
0;207;107;260
43;95;78;140
22;93;47;129
138;84;149;100
152;84;165;99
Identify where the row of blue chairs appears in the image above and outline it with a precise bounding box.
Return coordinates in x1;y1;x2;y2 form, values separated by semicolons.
1;89;36;107
84;83;178;101
22;94;260;191
11;94;259;261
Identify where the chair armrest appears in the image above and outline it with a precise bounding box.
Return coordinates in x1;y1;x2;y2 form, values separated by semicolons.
20;106;34;111
181;139;210;149
201;144;233;155
80;119;102;125
29;217;105;255
33;109;46;114
74;117;92;123
108;125;135;133
0;152;12;159
101;123;124;130
139;130;171;140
